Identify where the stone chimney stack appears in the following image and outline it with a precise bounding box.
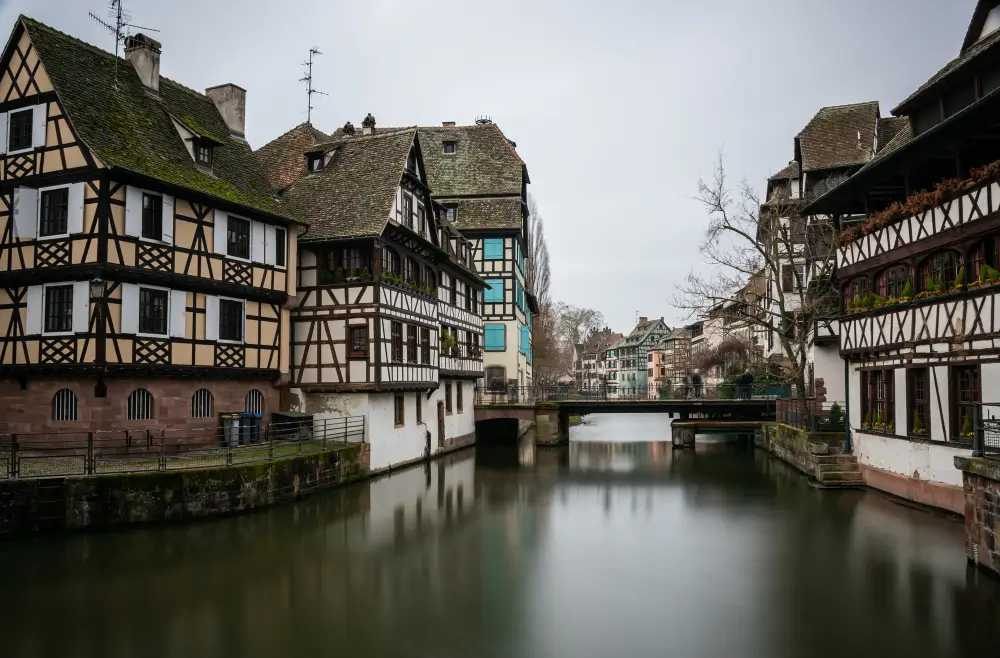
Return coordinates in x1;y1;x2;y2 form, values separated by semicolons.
442;121;456;127
206;84;247;138
124;34;161;93
362;113;376;135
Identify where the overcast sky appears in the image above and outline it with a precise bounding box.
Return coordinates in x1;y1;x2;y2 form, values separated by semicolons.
3;0;976;331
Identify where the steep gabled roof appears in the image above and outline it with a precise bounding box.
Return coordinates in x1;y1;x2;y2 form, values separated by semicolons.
255;122;329;191
874;116;913;159
418;124;525;197
796;101;879;171
768;161;799;181
278;129;417;241
439;196;523;231
20;16;297;222
623;318;669;346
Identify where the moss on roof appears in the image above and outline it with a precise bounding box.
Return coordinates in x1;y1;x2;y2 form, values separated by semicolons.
797;102;879;172
21;16;299;223
439;196;523;231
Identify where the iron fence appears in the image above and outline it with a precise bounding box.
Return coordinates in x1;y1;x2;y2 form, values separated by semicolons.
475;383;792;405
0;416;365;480
776;399;848;432
976;403;1000;458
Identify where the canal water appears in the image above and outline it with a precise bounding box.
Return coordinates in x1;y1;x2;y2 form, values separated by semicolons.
2;414;1000;658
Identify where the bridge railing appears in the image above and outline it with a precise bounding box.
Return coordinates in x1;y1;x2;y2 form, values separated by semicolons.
475;383;791;406
776;399;848;432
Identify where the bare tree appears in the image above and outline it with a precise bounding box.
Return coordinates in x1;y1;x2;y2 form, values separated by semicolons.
553;302;606;347
674;153;838;399
526;194;551;307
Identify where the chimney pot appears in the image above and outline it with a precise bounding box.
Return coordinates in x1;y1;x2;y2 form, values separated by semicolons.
442;121;456;127
205;84;246;137
124;33;161;93
361;113;376;135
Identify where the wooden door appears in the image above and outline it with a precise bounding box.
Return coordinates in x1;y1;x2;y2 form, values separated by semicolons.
437;400;446;448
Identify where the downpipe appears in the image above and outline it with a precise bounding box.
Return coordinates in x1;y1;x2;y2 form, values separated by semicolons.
843;357;852;454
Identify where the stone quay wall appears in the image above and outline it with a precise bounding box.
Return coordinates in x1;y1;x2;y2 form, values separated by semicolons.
955;457;1000;577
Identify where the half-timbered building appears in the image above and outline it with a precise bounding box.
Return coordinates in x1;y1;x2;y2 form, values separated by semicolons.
617;317;670;397
0;18;300;433
802;0;1000;514
257;119;484;472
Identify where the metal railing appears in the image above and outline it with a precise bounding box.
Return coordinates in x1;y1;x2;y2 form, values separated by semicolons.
0;417;365;480
776;399;848;432
976;403;1000;458
475;383;791;406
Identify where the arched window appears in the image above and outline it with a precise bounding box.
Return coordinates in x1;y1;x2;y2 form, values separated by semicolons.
52;389;78;421
382;247;400;276
970;237;996;281
127;388;154;420
847;276;869;305
920;251;961;291
875;265;910;299
404;257;417;283
191;389;214;418
245;389;264;415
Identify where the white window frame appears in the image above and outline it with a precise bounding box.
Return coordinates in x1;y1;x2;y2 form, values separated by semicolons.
7;106;37;156
36;183;72;240
137;190;171;245
135;283;171;338
41;281;76;337
216;295;246;344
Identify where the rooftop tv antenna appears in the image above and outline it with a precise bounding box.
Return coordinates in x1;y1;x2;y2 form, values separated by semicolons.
299;47;327;124
88;0;159;88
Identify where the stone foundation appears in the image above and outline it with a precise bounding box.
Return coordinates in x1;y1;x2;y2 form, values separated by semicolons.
756;423;861;487
955;456;1000;576
861;463;964;515
535;405;568;446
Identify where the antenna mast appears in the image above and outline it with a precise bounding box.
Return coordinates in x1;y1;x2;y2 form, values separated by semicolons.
88;1;158;88
299;47;327;125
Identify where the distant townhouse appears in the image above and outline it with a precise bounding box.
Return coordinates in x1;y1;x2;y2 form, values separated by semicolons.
0;18;300;433
648;328;691;397
604;337;624;397
596;332;623;392
617;317;670;397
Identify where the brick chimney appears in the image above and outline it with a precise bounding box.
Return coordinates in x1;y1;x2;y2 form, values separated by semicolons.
206;84;246;137
124;34;161;93
442;121;456;127
362;113;376;135
639;317;648;324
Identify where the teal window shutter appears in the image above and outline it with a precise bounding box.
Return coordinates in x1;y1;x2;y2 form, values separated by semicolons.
519;326;529;354
485;324;505;351
484;278;504;303
484;238;503;260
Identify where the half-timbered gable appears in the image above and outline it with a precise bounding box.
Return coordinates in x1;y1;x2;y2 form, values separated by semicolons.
0;17;301;433
436;219;485;378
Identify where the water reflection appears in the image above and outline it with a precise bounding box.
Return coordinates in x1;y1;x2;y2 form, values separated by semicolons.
0;414;997;658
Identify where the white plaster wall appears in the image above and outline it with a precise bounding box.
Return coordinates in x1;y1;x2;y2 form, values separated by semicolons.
983;362;1000;405
931;366;950;440
854;431;968;487
426;380;476;446
368;392;432;471
812;343;844;402
894;368;908;437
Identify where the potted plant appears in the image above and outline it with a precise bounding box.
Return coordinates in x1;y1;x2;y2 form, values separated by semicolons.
912;411;927;436
442;331;457;354
863;410;872;430
899;279;913;302
960;414;975;440
953;266;966;292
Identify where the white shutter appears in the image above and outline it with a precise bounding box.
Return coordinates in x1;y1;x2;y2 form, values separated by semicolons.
0;112;7;155
214;212;227;254
67;183;85;234
72;281;89;333
25;285;42;334
205;295;219;341
169;289;186;338
162;194;174;245
251;220;265;262
120;283;139;335
264;224;276;265
12;187;38;239
125;186;142;237
32;103;48;149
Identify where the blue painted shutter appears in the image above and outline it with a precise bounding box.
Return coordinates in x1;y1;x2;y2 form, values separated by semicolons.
484;278;504;302
485;324;505;350
520;326;529;354
484;238;503;260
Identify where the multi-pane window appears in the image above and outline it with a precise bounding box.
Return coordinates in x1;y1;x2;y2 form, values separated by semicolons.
52;389;78;421
876;265;909;299
907;368;928;435
465;285;474;312
416;327;429;364
195;143;213;166
445;381;453;414
401;193;413;228
44;284;73;333
40;188;69;237
142;193;163;240
847;276;869;306
382;247;400;276
404;257;417;284
308;154;324;172
391;321;403;362
445;207;456;222
8;109;32;152
350;326;368;357
953;365;980;439
921;251;960;290
275;227;287;267
407;324;417;364
394;394;405;427
418;206;426;235
782;264;805;292
862;369;894;430
971;238;996;280
138;287;168;335
421;267;435;292
219;299;244;342
227;216;251;259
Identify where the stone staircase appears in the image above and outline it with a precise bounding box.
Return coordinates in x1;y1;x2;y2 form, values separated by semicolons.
813;454;864;488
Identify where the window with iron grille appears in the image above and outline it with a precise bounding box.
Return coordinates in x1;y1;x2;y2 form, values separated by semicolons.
350;325;369;357
227;216;250;259
40;188;69;237
127;388;154;420
191;389;214;418
52;389;78;421
142;193;163;241
907;368;928;435
138;287;168;335
391;321;403;362
44;284;73;333
394;394;404;426
953;365;980;439
219;299;244;342
9;109;32;152
407;324;417;364
275;227;287;267
245;389;264;415
421;327;431;364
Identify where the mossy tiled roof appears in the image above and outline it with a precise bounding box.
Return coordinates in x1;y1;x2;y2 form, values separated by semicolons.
254;122;329;191
439;196;523;231
797;102;879;172
21;16;298;223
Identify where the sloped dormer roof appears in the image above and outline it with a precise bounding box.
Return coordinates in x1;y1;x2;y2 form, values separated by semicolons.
19;16;297;222
254;122;330;191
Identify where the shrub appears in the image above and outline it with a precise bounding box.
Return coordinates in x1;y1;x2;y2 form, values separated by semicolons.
961;414;974;438
901;280;913;299
863;411;871;427
827;402;842;427
954;266;966;290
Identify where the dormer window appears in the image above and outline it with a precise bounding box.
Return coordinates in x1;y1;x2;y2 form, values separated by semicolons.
195;142;213;167
443;141;456;155
308;153;324;172
445;206;456;222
